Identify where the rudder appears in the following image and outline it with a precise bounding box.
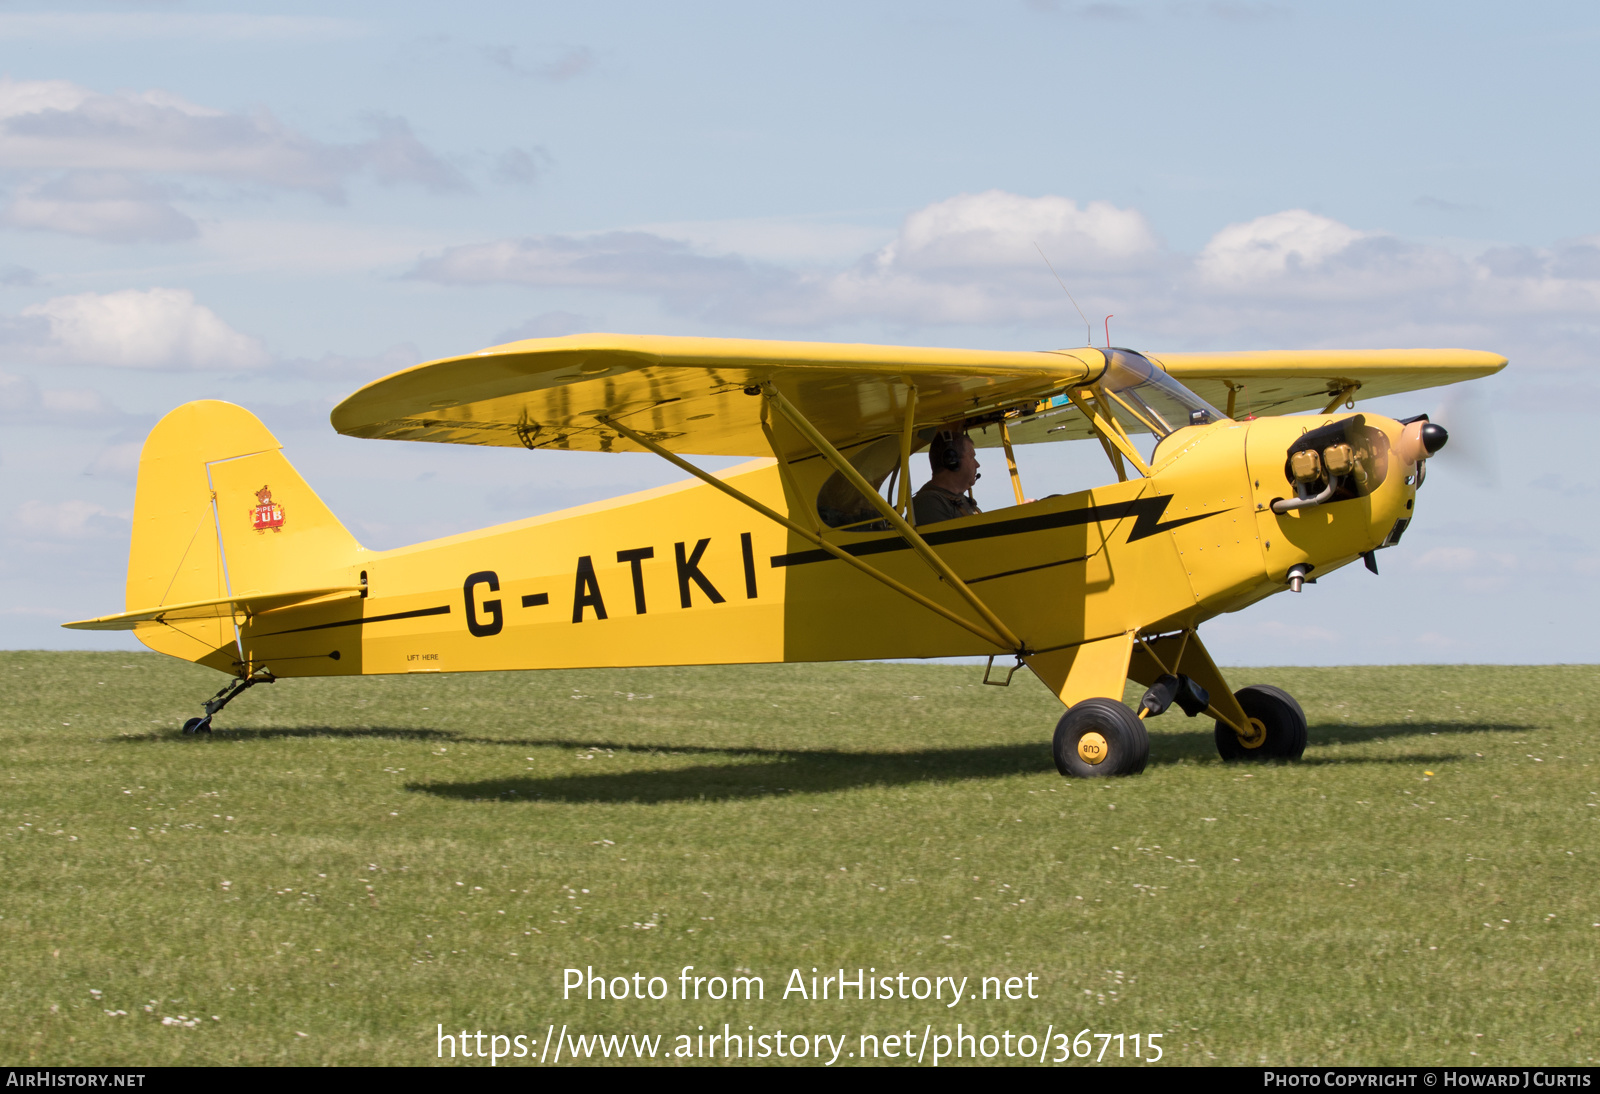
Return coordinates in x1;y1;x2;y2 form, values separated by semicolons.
126;400;364;668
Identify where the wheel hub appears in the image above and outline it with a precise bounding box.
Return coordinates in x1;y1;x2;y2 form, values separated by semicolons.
1077;731;1109;765
1236;717;1268;749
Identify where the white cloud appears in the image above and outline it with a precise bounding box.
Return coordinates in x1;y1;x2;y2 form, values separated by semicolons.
13;499;129;541
404;190;1600;367
637;215;892;265
179;217;464;276
0;13;364;41
1197;209;1372;284
84;441;143;482
1027;2;1289;21
13;288;269;370
0;368;124;422
483;44;597;81
1209;618;1340;645
279;342;423;382
796;193;1161;325
493;311;599;342
408;231;779;304
39;386;121;417
0;77;462;203
491;147;550;186
0;369;31;409
407;192;1159;326
1413;547;1517;573
356;114;466;193
2;171;196;242
882;190;1158;272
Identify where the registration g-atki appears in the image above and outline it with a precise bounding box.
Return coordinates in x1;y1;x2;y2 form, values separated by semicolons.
67;333;1499;777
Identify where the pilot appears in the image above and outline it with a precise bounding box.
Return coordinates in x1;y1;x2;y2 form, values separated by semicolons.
912;431;982;525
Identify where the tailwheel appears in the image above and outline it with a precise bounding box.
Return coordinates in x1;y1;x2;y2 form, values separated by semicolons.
1214;684;1307;761
178;668;273;737
1053;698;1150;778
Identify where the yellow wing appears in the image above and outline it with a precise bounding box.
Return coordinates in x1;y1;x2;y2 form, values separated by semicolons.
990;346;1507;448
330;333;1101;458
1150;348;1506;419
332;336;1507;457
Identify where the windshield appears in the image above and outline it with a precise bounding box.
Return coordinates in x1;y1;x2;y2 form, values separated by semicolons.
1095;349;1226;438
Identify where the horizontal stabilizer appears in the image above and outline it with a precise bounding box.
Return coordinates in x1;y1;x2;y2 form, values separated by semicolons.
62;585;363;631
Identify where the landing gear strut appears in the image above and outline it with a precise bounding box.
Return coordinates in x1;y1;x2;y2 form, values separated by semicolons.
181;668;274;735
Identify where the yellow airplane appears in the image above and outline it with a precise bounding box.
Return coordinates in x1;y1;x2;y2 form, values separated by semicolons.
65;335;1503;777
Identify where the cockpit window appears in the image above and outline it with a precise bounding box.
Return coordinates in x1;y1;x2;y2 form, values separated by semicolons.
1096;349;1226;439
815;435;908;529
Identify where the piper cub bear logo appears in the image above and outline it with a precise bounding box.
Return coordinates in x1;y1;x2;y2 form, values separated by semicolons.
251;485;286;533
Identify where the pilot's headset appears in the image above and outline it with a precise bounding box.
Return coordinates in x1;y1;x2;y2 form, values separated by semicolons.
937;430;965;472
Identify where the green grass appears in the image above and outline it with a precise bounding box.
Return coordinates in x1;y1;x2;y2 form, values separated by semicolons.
2;652;1597;1066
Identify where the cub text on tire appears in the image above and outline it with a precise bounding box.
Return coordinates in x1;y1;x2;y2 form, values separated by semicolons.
1053;698;1150;778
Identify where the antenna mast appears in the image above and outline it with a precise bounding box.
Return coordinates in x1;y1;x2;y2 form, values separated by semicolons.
1034;243;1091;346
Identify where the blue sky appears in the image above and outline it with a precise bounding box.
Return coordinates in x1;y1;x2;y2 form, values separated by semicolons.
2;1;1596;663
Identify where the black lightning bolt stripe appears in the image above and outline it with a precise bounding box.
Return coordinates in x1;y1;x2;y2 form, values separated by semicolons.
769;495;1227;569
252;604;451;637
966;554;1094;585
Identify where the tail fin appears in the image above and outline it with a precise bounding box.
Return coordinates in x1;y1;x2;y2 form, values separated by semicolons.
122;400;364;668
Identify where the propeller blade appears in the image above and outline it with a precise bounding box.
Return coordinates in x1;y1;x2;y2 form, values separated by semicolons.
1431;385;1499;487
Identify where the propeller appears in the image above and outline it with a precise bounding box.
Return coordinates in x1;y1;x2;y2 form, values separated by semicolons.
1430;384;1500;488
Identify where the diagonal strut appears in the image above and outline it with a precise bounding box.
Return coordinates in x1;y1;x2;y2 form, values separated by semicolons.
598;415;1017;652
761;384;1025;653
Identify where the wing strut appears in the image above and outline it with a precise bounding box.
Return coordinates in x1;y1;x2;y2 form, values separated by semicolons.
897;381;918;521
1068;389;1152;477
1321;381;1360;414
757;400;820;533
761;384;1025;653
1000;421;1025;506
599;416;1019;652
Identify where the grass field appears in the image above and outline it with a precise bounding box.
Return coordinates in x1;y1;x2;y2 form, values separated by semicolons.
2;651;1597;1067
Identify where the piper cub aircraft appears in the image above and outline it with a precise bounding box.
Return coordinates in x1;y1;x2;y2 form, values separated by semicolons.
66;335;1503;777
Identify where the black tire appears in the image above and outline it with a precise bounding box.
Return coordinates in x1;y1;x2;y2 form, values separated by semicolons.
181;716;211;735
1214;684;1306;761
1053;698;1150;778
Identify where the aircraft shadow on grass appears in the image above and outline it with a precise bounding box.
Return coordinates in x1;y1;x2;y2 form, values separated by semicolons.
409;742;1051;804
117;717;1528;750
407;721;1528;805
110;719;1530;804
113;725;458;744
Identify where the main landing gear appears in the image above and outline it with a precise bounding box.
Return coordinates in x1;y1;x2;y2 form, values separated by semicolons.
181;668;274;735
1051;681;1307;776
1052;698;1150;777
1213;684;1307;762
